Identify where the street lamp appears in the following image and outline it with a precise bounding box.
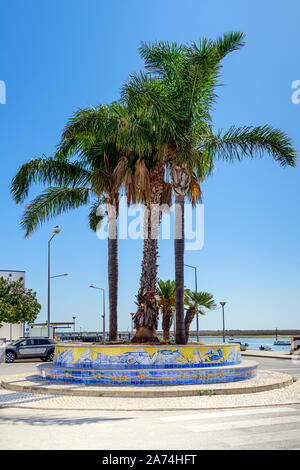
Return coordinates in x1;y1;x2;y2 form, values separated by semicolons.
220;302;227;343
72;315;76;332
130;312;135;333
184;264;199;342
90;284;106;341
172;307;176;338
47;226;61;338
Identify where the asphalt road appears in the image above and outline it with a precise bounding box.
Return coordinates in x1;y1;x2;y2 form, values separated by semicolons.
0;358;40;376
0;404;299;450
0;357;300;450
246;355;300;378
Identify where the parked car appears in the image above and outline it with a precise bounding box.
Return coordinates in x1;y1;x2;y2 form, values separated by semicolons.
5;337;57;363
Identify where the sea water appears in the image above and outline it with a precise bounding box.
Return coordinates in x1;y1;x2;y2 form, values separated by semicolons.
190;336;291;352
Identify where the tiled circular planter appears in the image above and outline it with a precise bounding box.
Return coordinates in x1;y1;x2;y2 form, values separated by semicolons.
38;343;258;386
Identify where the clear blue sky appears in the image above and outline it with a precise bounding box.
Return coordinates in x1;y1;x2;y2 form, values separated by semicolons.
1;0;299;333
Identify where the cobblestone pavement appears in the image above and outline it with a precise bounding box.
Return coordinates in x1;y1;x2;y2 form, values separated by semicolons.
0;375;299;411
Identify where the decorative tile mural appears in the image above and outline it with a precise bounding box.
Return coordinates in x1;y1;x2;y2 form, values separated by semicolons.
37;343;256;386
37;362;257;385
54;344;242;370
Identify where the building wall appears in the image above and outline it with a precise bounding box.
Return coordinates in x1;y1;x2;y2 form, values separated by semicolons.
0;323;24;341
29;327;54;338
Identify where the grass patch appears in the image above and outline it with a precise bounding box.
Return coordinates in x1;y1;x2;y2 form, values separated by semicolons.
198;390;216;396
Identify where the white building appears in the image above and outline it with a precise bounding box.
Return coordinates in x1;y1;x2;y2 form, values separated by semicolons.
0;270;26;341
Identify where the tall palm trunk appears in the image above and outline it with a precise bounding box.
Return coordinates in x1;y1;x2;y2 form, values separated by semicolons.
162;309;173;342
174;193;186;344
131;163;164;343
185;307;196;343
107;200;118;341
172;163;191;344
137;200;159;302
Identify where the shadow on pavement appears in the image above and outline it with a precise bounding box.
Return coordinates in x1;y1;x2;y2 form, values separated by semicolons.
0;409;132;426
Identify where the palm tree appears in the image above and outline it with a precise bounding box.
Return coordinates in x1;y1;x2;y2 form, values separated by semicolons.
120;72;207;343
52;97;174;344
138;32;297;344
11;104;127;341
59;105;126;342
119;75;177;342
156;280;176;341
56;102;170;342
184;289;216;343
114;152;168;343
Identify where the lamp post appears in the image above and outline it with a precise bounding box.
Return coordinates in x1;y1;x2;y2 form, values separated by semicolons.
48;273;69;337
47;226;61;338
101;315;105;340
130;313;135;333
220;302;227;343
90;285;106;341
72;316;76;333
172;307;176;339
184;264;199;342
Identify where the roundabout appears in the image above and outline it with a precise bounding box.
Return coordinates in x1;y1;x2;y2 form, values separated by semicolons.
1;367;293;399
1;344;297;410
37;342;257;386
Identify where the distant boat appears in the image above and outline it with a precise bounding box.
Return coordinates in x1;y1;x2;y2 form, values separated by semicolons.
274;339;291;346
259;345;272;351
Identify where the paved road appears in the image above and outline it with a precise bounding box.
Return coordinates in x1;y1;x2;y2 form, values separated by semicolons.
0;359;40;376
248;356;300;378
0;405;299;450
0;357;300;450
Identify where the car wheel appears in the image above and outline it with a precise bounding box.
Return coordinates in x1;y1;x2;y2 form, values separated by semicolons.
47;351;54;361
40;357;48;362
5;351;16;363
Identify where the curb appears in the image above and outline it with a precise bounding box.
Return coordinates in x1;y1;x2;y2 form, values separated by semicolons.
242;352;293;360
0;370;295;398
1;402;300;412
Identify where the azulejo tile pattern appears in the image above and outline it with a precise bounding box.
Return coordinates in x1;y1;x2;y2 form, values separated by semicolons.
38;344;257;385
37;363;257;385
53;344;242;369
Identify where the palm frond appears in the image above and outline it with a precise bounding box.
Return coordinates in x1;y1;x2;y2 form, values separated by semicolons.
11;157;90;203
203;125;297;167
138;41;184;80
184;290;216;311
88;201;104;232
62;104;117;142
21;187;90;237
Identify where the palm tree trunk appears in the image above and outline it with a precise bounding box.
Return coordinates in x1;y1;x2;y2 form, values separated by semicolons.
185;307;196;343
174;193;186;344
162;309;172;341
131;163;164;343
108;236;118;341
137;201;159;303
172;163;191;345
107;202;118;341
131;288;159;343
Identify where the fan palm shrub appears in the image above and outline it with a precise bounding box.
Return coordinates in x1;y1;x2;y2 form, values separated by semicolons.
184;289;216;343
156;279;176;341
